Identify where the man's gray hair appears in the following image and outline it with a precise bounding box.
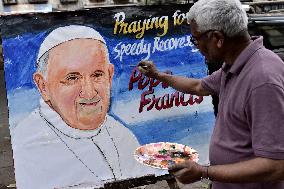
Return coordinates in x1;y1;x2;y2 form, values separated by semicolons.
187;0;248;37
36;25;109;79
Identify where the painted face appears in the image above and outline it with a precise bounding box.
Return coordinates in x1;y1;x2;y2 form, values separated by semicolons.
40;39;114;130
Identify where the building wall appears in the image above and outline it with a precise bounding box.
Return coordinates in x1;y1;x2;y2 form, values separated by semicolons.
1;0;139;12
0;0;191;12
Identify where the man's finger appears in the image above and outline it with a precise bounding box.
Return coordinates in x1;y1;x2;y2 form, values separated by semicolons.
138;60;152;66
172;168;188;178
138;66;147;74
138;60;147;66
168;162;187;172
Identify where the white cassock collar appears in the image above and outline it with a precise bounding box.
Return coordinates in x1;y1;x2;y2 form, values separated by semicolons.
38;99;123;181
39;99;107;139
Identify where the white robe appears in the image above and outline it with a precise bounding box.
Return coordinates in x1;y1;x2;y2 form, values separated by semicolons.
12;99;166;189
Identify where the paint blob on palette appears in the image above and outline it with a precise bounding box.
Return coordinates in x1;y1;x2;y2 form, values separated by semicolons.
134;142;199;169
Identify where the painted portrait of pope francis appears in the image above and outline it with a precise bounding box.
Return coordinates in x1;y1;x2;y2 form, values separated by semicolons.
11;25;165;189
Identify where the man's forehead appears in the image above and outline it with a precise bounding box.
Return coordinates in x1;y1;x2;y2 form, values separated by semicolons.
189;20;199;32
189;20;199;35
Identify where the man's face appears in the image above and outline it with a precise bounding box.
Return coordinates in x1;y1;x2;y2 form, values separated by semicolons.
190;21;224;63
36;39;114;130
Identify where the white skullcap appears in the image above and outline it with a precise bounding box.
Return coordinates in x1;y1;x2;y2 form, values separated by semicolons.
37;25;106;63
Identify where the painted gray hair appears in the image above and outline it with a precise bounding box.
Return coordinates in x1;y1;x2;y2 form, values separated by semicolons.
36;41;110;79
36;51;49;79
187;0;248;37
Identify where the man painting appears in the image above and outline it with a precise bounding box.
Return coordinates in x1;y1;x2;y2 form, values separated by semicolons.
12;25;162;189
138;0;284;188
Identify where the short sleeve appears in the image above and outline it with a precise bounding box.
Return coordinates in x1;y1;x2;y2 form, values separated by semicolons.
201;68;222;95
245;83;284;159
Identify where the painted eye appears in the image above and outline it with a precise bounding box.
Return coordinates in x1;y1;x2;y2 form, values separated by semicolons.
94;72;103;77
92;71;105;79
66;75;79;81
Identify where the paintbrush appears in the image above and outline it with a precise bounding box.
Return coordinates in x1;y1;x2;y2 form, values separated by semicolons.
129;64;148;69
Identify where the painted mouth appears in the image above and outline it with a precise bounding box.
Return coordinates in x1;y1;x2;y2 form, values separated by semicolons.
78;99;101;107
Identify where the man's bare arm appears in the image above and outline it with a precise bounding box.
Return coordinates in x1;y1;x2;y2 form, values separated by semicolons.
169;157;284;184
138;60;210;96
155;72;210;96
209;157;284;183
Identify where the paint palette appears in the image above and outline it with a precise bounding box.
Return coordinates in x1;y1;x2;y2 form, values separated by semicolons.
134;142;199;170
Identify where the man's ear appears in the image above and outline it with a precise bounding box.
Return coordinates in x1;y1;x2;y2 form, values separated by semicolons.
213;31;225;48
33;72;50;102
108;63;114;87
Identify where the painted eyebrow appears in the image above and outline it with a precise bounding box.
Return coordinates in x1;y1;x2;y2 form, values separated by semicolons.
66;72;81;76
59;72;81;84
93;70;105;74
65;72;81;78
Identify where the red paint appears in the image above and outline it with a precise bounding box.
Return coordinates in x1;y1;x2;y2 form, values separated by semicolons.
129;67;203;113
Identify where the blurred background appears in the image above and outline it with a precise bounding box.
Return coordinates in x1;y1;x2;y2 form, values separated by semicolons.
0;0;284;13
0;0;284;189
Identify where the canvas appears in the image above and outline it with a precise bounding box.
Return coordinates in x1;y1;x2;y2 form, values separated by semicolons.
1;4;215;189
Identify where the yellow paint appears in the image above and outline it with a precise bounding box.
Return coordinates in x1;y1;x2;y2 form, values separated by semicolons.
114;12;168;39
173;10;188;26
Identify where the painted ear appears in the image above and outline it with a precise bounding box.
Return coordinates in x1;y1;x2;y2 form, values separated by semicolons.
33;72;50;102
108;63;114;86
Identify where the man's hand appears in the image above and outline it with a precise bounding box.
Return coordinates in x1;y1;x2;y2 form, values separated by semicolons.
138;60;159;78
138;60;208;96
168;160;203;184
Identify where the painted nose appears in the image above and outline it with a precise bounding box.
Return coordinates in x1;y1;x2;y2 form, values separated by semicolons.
79;78;98;99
